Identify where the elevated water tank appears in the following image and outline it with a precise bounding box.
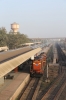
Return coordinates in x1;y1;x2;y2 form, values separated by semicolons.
11;22;19;34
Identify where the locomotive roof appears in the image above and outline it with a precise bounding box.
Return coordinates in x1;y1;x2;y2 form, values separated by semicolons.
34;55;43;60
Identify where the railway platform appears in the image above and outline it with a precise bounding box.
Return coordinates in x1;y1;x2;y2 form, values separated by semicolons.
53;44;58;64
0;72;30;100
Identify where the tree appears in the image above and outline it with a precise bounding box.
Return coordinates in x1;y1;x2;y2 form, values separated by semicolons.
7;33;30;49
0;27;8;46
0;27;31;49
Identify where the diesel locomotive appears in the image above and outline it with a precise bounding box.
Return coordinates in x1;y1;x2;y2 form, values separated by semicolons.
30;52;47;77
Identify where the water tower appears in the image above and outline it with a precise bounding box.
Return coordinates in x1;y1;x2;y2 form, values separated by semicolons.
11;22;19;34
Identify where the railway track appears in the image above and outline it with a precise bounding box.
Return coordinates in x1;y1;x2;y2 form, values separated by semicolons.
41;66;66;100
20;78;40;100
56;44;66;65
41;44;66;100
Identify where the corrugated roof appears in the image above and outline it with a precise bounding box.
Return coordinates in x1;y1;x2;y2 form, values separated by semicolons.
0;46;32;63
0;48;41;78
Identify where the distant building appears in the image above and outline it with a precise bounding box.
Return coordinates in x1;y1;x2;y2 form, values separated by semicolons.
11;22;19;35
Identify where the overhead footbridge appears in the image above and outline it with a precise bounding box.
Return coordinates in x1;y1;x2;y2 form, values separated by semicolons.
0;47;41;78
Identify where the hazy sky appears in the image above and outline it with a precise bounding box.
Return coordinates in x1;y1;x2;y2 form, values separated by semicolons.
0;0;66;38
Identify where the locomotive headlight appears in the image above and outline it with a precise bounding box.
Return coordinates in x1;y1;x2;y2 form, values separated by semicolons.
31;56;34;60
